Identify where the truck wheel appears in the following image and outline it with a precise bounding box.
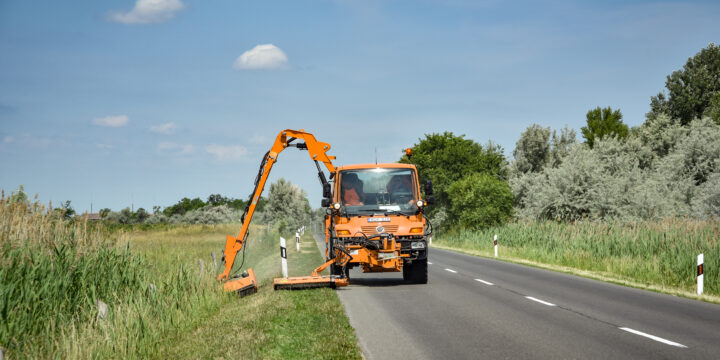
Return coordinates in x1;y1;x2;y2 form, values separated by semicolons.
403;259;427;284
402;262;413;281
411;259;427;284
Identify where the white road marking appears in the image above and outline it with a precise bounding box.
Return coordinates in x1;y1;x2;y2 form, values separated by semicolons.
444;268;457;273
474;279;494;285
525;296;556;306
428;262;433;265
619;327;687;348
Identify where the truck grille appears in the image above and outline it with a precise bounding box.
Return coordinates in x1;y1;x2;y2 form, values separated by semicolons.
361;225;399;234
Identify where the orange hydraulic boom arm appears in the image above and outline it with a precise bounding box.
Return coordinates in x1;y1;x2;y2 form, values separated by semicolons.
217;129;337;291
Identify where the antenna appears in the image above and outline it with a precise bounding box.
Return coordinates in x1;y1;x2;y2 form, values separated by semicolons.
375;147;378;165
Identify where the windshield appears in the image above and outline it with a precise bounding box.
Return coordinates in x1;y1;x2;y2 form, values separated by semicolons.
339;168;418;215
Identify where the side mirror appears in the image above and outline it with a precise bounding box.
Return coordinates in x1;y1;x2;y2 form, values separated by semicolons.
426;195;435;206
321;198;332;208
424;179;434;196
323;183;332;199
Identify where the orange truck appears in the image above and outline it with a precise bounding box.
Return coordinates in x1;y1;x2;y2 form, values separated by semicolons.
320;162;433;284
217;129;433;295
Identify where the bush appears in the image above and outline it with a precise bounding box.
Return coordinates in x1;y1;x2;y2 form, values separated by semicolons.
447;173;514;230
261;178;311;236
515;118;720;221
400;132;508;217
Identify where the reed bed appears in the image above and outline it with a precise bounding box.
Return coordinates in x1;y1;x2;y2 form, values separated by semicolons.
0;193;147;357
1;192;359;359
435;219;720;296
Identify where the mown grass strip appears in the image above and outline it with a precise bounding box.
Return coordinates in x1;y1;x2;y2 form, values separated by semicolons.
153;230;361;359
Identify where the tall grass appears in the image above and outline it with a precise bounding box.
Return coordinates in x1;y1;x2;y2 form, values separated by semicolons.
2;192;359;359
0;194;240;358
0;193;147;356
435;219;720;296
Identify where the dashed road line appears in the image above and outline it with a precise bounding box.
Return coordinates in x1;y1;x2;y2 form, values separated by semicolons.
438;259;689;351
428;261;433;265
619;327;687;348
525;296;556;307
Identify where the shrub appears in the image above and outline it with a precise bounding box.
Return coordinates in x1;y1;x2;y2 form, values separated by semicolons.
447;173;514;230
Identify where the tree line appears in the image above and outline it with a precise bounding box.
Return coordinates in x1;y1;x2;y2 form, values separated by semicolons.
97;194;267;225
405;43;720;232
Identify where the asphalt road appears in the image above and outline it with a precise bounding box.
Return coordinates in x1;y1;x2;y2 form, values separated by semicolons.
318;237;720;359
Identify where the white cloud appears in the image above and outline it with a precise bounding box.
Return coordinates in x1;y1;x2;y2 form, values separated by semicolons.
233;44;289;70
157;141;177;151
1;134;53;148
180;144;196;154
93;115;129;127
150;122;177;134
157;142;195;154
250;134;267;144
205;144;248;161
109;0;184;24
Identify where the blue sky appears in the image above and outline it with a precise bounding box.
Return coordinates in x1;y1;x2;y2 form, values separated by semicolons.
1;0;719;212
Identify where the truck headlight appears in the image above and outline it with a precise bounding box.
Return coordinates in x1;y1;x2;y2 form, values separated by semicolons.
411;241;425;249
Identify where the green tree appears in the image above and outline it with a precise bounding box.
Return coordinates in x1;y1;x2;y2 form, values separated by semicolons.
549;126;577;168
262;178;310;236
447;173;514;230
207;194;227;206
119;207;132;224
135;208;149;223
705;93;720;125
9;185;29;205
512;124;551;174
61;201;75;220
648;43;720;125
99;208;111;218
163;197;205;216
581;106;628;148
400;132;508;215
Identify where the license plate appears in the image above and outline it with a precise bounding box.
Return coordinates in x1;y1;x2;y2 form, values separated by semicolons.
368;217;390;222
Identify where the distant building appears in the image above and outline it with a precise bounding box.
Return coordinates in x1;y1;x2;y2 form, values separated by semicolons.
81;213;102;221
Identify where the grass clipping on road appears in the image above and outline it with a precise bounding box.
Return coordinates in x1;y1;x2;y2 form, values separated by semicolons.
433;219;720;302
1;194;359;359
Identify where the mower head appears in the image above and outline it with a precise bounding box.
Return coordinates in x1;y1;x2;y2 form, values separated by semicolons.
223;268;258;297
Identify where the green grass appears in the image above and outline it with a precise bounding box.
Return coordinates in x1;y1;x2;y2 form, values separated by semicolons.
433;219;720;300
1;194;360;359
145;228;360;359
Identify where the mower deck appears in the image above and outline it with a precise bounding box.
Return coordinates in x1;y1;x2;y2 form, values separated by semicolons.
273;275;349;290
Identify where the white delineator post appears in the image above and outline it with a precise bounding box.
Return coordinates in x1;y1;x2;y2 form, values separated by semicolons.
494;234;498;257
296;231;300;252
280;237;288;278
697;253;704;295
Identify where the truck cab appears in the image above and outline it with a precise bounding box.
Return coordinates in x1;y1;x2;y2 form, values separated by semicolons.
325;163;430;283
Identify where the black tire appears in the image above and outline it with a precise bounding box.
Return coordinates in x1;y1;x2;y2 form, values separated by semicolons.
402;262;413;281
403;259;427;284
